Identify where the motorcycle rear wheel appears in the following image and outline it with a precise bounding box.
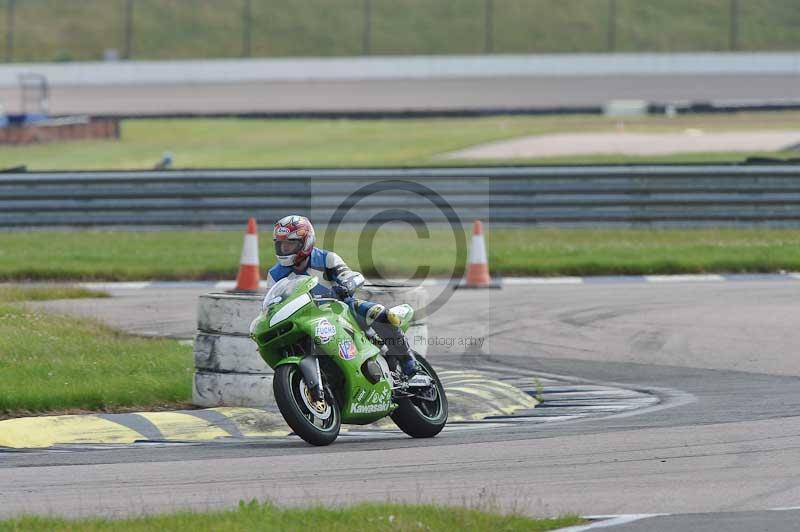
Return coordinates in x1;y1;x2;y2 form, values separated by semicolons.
273;364;341;446
390;355;448;438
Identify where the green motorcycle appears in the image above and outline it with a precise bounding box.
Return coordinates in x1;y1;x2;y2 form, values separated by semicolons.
249;275;448;446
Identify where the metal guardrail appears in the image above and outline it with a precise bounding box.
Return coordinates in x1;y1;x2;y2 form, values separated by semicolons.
2;165;800;228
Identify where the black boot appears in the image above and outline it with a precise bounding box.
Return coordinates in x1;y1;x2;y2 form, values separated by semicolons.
374;323;417;377
390;335;432;388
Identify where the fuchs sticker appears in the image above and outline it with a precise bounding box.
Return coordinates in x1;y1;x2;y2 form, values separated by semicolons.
338;339;357;360
314;319;336;344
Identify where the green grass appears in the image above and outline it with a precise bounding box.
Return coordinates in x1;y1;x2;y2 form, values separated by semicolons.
0;500;582;532
1;0;799;62
2;228;800;281
1;112;799;170
0;285;109;302
487;228;800;276
0;289;192;416
0;230;257;281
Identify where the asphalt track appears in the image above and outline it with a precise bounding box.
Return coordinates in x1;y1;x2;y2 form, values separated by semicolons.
0;74;797;115
4;279;800;530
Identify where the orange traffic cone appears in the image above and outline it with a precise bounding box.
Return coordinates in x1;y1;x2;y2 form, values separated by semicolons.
234;217;260;292
460;220;500;289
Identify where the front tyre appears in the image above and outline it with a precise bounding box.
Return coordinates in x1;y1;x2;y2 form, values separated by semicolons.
273;364;341;446
391;355;448;438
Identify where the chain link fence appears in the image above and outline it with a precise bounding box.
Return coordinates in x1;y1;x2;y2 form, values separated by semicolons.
0;0;797;63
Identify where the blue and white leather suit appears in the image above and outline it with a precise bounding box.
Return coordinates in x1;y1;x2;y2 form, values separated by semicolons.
266;248;415;373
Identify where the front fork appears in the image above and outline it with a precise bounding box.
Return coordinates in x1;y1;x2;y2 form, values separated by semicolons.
298;355;324;402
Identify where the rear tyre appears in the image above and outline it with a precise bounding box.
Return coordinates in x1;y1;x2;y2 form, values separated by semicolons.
390;355;448;438
273;364;341;446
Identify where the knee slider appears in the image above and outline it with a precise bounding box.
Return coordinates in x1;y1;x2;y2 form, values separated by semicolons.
386;308;402;326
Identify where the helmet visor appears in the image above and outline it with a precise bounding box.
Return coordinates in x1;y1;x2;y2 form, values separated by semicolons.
274;239;303;256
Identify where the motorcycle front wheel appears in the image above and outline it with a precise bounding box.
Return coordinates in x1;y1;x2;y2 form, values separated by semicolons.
273;364;341;446
390;354;448;438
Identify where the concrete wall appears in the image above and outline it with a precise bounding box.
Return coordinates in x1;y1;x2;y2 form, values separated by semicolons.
0;53;797;88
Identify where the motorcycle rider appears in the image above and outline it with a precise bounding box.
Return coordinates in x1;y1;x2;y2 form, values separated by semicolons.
267;214;419;379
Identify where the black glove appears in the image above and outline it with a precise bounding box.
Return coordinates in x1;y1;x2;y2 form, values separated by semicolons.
332;284;351;299
335;271;364;298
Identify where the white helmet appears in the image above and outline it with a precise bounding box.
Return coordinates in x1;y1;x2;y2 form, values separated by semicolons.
273;215;315;267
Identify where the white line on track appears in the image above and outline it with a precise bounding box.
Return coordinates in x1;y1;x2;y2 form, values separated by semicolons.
79;281;153;290
73;273;800;291
643;274;726;282
502;277;585;285
213;281;246;290
556;514;668;531
577;386;696;421
473;364;696;424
